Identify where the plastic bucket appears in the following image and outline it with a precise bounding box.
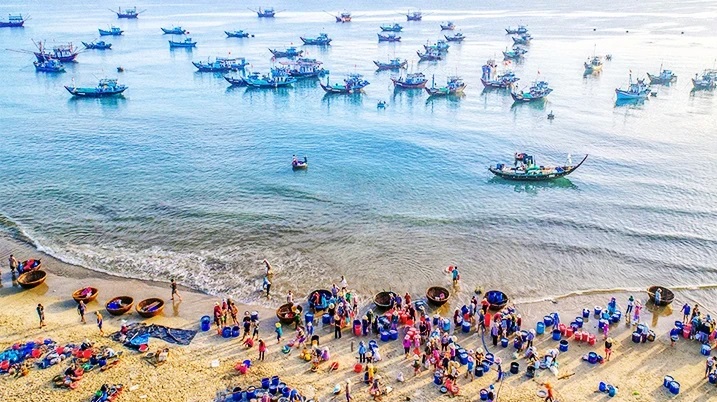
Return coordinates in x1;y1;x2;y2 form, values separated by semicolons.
559;340;569;352
200;316;211;331
261;378;270;389
588;334;596;346
663;375;673;388
282;386;291;398
380;331;389;342
461;321;471;333
582;309;590;318
305;313;314;325
565;327;574;338
246;386;257;399
536;322;545;335
702;344;711;356
268;385;278;395
669;381;680;395
598;382;607;392
526;365;535;378
608;385;617;397
222;327;232;338
232;326;240;337
500;338;509;348
510;362;519;374
474;366;484;377
458;353;468;365
543;315;554;327
433;371;443;385
552;329;561;341
322;314;331;325
575;317;584;328
271;376;280;386
389;330;399;341
710;373;717;384
479;389;488;401
631;332;640;343
250;311;259;321
442;320;451;332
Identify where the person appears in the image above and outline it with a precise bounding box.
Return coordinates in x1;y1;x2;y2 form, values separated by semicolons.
706;356;715;378
263;276;271;298
491;322;500;346
242;337;254;349
413;354;422;376
670;326;681;347
252;321;260;340
358;341;367;363
213;302;223;335
625;296;635;322
228;300;239;325
654;288;662;305
286;290;294;304
604;337;613;362
602;321;609;340
275;322;283;343
257;338;267;361
345;379;352;402
36;303;45;328
632;300;642;325
681;303;692;324
170;278;182;301
369;378;382;401
403;335;411;358
334;313;342;339
543;382;555;402
692;305;701;321
242;312;252;340
451;266;460;286
262;259;273;278
9;254;18;275
95;311;105;336
340;275;348;289
77;300;86;324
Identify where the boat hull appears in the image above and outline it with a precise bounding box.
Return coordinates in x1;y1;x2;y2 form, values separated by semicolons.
0;21;24;28
615;89;649;101
116;13;138;19
225;31;249;38
392;79;427;89
169;41;196;48
224;76;248;86
300;38;332;45
83;42;112;50
489;155;588;181
647;73;677;85
374;61;407;70
481;78;510;88
692;78;716;90
162;28;187;35
65;86;127;97
34;52;78;63
99;30;123;36
511;92;549;102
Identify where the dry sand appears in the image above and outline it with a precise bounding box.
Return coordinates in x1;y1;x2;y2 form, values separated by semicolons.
1;235;716;402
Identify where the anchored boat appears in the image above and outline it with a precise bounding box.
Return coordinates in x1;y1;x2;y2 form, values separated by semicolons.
584;56;603;74
417;48;443;62
511;80;553;102
99;26;123;36
254;7;276;18
481;61;519;88
615;74;650;101
440;21;455;30
489;153;588;181
320;73;369;94
161;26;188;35
406;10;422;21
647;64;677;85
445;32;465;42
244;68;297;88
224;72;259;87
34;42;80;63
377;33;401;42
169;37;197;48
334;11;352;23
193;57;248;72
83;41;112;50
225;30;250;38
425;75;466;96
692;69;717;90
373;57;407;70
391;72;428;89
0;14;27;28
423;39;450;53
512;33;532;45
502;46;527;60
65;78;128;97
300;33;332;46
113;7;144;19
269;46;303;58
380;23;402;32
281;58;328;78
505;25;528;35
33;59;65;73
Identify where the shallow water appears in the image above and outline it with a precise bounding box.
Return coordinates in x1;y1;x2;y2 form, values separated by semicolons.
0;0;716;306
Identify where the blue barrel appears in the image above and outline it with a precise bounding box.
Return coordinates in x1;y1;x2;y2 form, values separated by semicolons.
479;389;488;401
261;378;270;389
575;317;584;328
594;306;602;317
631;332;640;343
611;313;621;323
674;321;683;329
461;305;469;316
485;353;494;363
598;319;607;330
322;313;331;324
598;382;607;392
474;366;484;377
702;344;711;356
669;381;680;395
482;362;491;373
305;313;314;325
588;352;598;364
246;387;257;399
389;329;398;341
582;309;590;318
663;375;673;388
543;315;554;327
232;388;242;401
268;385;278;395
459;353;468;365
380;331;390;342
289;389;298;399
243;359;251;368
222;327;232;338
608;385;616;397
500;337;509;348
432;315;440;326
636;324;646;335
461;321;471;333
559;340;569;352
442;320;451;332
271;376;280;386
433;371;443;385
251;311;259;321
282;386;291;398
200;316;211;332
232;326;240;337
710;373;717;384
536;322;545;335
552;329;561;341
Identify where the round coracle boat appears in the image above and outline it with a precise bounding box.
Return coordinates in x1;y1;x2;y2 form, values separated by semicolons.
276;303;297;324
72;287;99;303
373;291;396;309
136;298;165;318
426;286;450;306
485;290;509;311
18;270;47;289
647;286;674;306
106;296;134;316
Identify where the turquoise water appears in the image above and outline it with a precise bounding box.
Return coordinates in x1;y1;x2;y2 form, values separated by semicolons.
1;0;716;306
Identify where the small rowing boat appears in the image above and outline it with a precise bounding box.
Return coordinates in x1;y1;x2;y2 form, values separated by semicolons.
484;290;509;311
18;270;46;289
426;286;450;306
489;153;588;181
647;286;674;306
72;287;99;303
106;296;134;316
136;298;165;318
373;291;396;309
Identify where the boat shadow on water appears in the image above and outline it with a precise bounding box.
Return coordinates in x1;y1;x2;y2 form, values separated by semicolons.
614;98;647;108
510;99;547;111
321;92;364;106
425;93;464;106
487;176;579;194
67;95;127;109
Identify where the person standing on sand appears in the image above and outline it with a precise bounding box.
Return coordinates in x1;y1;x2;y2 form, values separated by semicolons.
275;322;283;343
632;300;642;325
334;313;342;339
77;300;86;324
170;278;182;301
258;339;266;361
604;337;613;361
36;303;46;328
345;379;352;402
706;356;715;378
543;382;555;402
9;254;18;275
95;311;105;336
681;303;691;324
451;266;460;286
213;302;222;335
625;296;634;323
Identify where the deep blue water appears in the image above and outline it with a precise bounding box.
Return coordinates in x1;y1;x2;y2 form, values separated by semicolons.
1;0;716;306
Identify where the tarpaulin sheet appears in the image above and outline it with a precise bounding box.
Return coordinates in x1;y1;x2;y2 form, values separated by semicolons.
111;323;197;346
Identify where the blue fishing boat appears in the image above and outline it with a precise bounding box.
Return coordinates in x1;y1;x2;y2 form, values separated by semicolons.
99;26;123;36
334;11;351;23
83;41;112;50
692;69;717;90
584;56;603;74
34;42;79;63
169;37;197;48
505;25;528;35
647;64;677;85
425;75;466;96
224;72;259;87
615;74;650;101
0;14;27;28
244;68;297;88
33;59;65;73
423;40;450;53
269;47;303;58
112;7;144;19
161;27;188;35
511;80;553;102
300;33;332;46
444;32;465;42
417;48;443;62
193;57;248;72
377;33;401;42
440;21;455;30
320;73;369;94
380;23;403;32
373;58;407;70
489;153;588;181
391;72;428;89
225;30;250;38
512;33;532;45
65;78;127;97
280;58;328;78
406;10;422;21
254;7;276;18
481;61;519;88
502;46;527;60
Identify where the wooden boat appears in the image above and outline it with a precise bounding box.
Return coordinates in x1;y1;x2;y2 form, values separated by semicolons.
99;26;123;36
281;58;328;78
373;58;407;71
423;40;450;53
34;42;79;63
276;303;297;324
292;156;308;170
512;33;533;45
0;14;27;28
426;286;450;306
300;33;332;46
425;75;466;96
647;286;674;306
417;49;442;62
17;270;46;289
34;59;65;73
334;11;351;23
193;57;247;72
406;10;422;21
481;61;519;88
106;296;134;316
377;33;401;42
112;7;144;19
502;46;527;60
161;27;187;35
485;290;509;311
505;25;528;35
224;73;256;87
307;289;332;311
444;33;465;42
584;56;603;74
269;47;303;58
380;23;402;32
440;21;455;30
253;7;277;18
692;69;717;90
511;80;553;102
65;78;128;97
489;154;588;181
615;75;650;101
391;72;428;89
225;30;250;38
136;298;165;318
169;38;197;48
320;73;369;94
244;68;297;88
373;291;396;309
72;287;99;303
83;41;112;50
647;64;677;85
17;259;42;274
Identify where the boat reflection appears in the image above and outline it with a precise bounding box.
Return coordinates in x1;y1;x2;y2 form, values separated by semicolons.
487;176;578;194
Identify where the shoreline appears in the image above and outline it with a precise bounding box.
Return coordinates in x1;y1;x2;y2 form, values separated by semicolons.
2;234;716;401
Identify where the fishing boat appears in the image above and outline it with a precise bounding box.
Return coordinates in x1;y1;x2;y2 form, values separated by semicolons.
161;26;187;35
502;46;527;60
647;286;674;307
423;40;450;53
391;72;428;89
374;291;397;309
481;61;519;88
584;56;603;74
193;57;248;72
136;298;164;318
106;296;134;316
113;7;143;19
692;69;717;90
484;290;509;311
320;73;369;94
505;25;528;35
0;14;27;28
34;42;80;63
380;23;403;32
647;65;677;84
269;46;303;58
276;303;298;324
335;11;352;23
417;48;443;62
224;72;259;87
292;156;308;170
169;37;197;48
244;68;297;88
99;26;123;36
225;30;250;38
82;41;112;50
440;21;455;30
425;75;466;96
512;33;532;45
281;58;328;78
406;10;423;21
511;80;553;102
72;287;99;303
615;74;650;101
65;78;128;97
300;33;332;46
489;153;588;181
18;270;47;289
33;59;65;73
255;7;276;18
445;32;465;42
426;286;450;306
377;33;401;42
373;58;407;70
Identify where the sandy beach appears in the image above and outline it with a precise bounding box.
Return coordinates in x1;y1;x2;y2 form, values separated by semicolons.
1;234;716;402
